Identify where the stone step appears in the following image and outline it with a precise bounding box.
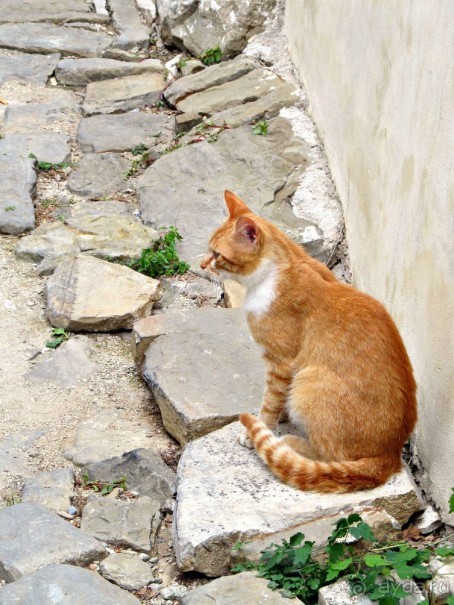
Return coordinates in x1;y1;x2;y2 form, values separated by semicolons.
0;132;70;165
0;155;36;235
134;308;264;445
107;0;150;51
21;467;74;513
0;502;106;582
0;52;60;85
82;72;164;116
0;564;140;605
0;23;113;57
46;256;162;332
173;421;422;576
55;57;165;86
67;152;131;198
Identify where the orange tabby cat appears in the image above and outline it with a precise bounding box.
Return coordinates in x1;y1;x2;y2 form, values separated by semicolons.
201;190;417;493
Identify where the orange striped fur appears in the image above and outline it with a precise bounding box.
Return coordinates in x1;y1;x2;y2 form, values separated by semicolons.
201;191;417;493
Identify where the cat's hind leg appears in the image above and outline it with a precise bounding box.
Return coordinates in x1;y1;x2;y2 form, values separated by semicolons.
280;435;319;459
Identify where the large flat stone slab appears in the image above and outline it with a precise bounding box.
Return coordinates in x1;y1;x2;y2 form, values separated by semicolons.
81;448;176;503
55;57;164;86
173;421;422;576
0;133;70;164
175;68;285;115
1;87;80;135
138;308;264;444
164;56;256;107
0;155;36;235
78;111;175;153
108;0;150;50
82;73;164;116
158;0;275;58
0;52;60;85
16;212;159;274
81;496;161;552
182;571;303;604
0;430;44;477
0;502;106;582
67;153;130;198
0;564;140;605
137;117;314;268
100;552;156;590
21;467;74;513
27;338;98;387
0;23;113;57
64;411;159;466
46;256;162;332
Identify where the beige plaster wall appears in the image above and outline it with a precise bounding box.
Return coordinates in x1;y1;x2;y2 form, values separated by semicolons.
284;0;453;521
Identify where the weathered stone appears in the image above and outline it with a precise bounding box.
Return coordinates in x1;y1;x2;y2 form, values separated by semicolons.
64;411;158;466
0;430;44;477
138;117;313;268
100;552;156;590
0;155;36;235
108;0;150;50
82;73;164;116
414;504;443;535
2;90;80;135
0;502;106;582
81;496;161;552
0;0;108;24
158;0;276;58
0;52;60;85
182;571;303;604
164;56;256;107
208;82;299;129
319;578;426;605
175;69;285;115
67;153;130;198
0;564;140;605
223;279;246;308
173;421;422;576
136;0;156;24
181;59;205;76
46;256;162;332
0;133;70;165
78;112;175;153
21;467;74;512
429;556;454;603
55;57;164;86
16;213;158;271
27;338;98;387
138;308;264;444
0;23;113;58
81;448;175;502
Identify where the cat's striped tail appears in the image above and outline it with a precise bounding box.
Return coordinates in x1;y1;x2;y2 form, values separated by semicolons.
239;414;401;493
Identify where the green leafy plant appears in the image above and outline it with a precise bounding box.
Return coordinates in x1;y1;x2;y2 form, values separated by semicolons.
160;142;183;156
37;161;71;171
252;120;269;135
4;205;16;212
129;226;190;278
39;198;58;208
46;327;69;349
131;143;149;156
449;487;454;514
199;45;222;66
177;57;188;71
232;513;451;605
82;473;127;495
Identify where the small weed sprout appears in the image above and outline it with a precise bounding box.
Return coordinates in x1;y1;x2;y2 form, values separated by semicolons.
82;473;127;495
252;120;269;136
4;205;16;212
46;327;69;349
450;487;454;513
129;226;190;278
199;45;222;66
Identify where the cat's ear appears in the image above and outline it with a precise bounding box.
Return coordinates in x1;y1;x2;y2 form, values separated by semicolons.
235;216;260;248
224;190;251;219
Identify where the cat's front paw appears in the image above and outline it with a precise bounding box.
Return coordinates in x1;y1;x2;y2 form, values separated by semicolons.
238;430;254;449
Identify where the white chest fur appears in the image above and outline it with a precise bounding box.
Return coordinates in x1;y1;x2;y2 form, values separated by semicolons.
243;259;278;317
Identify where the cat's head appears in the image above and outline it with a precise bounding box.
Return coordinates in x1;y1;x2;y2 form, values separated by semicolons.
200;190;265;281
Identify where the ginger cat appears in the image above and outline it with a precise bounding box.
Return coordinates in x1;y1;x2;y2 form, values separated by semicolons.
201;191;417;493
